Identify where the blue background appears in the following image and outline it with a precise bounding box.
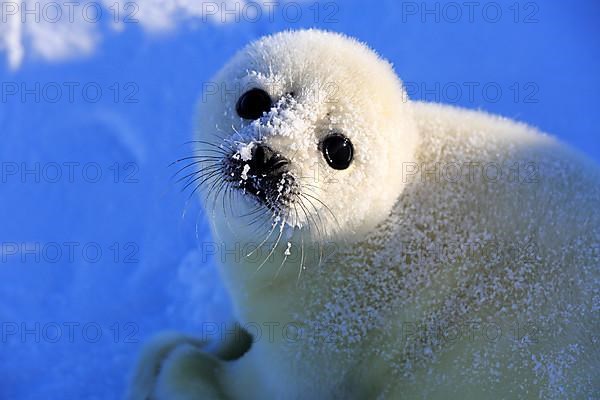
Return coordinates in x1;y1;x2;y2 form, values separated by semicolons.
0;1;599;398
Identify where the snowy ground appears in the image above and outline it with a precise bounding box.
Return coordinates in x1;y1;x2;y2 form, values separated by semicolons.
0;1;599;398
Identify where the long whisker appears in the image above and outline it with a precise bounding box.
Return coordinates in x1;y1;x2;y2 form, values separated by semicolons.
248;209;272;236
173;157;221;170
220;182;240;239
247;212;281;257
184;140;234;151
298;196;325;269
255;218;286;274
302;191;341;236
211;180;229;219
299;193;328;240
273;204;303;281
295;197;322;270
203;172;226;205
175;165;220;184
171;149;226;162
230;124;247;142
181;169;221;194
297;230;306;286
273;241;292;281
181;173;219;219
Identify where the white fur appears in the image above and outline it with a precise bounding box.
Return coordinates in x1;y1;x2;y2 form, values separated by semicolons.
196;29;419;242
128;30;600;399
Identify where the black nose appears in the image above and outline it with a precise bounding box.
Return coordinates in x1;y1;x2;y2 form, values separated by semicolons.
248;144;289;176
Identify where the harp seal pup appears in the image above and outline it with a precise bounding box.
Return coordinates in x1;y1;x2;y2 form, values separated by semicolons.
127;30;600;399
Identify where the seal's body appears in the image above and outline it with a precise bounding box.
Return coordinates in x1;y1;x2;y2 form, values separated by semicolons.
128;30;599;399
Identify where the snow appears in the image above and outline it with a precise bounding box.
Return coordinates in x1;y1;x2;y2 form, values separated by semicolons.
240;163;250;180
0;1;599;399
237;142;255;162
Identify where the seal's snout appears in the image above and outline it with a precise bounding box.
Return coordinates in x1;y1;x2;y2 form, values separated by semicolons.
225;141;296;210
248;143;290;178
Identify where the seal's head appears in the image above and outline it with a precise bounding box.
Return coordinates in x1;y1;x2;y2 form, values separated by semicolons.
194;30;418;243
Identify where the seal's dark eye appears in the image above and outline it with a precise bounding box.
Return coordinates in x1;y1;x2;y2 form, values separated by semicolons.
236;88;272;120
320;133;354;170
